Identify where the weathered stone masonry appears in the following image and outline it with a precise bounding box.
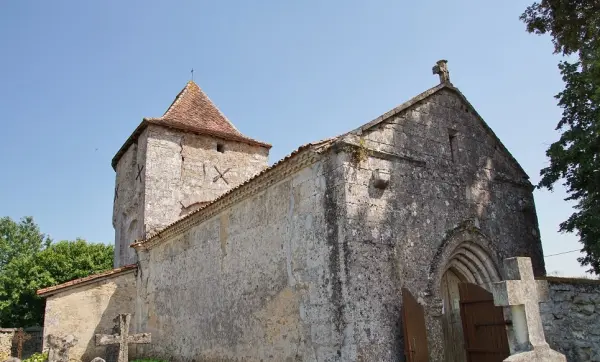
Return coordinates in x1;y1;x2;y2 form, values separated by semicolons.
38;74;555;361
38;266;137;362
113;126;268;267
332;86;545;361
133;148;350;361
540;277;600;362
130;84;546;362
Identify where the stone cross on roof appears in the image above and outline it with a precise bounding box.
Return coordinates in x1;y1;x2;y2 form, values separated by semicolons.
432;59;450;84
95;314;151;362
492;257;566;361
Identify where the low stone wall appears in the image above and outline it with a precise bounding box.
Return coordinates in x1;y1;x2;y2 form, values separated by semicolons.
42;269;137;362
0;327;43;360
540;276;600;362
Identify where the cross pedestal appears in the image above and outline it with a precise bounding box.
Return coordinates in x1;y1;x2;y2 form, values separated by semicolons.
492;257;565;361
95;314;151;362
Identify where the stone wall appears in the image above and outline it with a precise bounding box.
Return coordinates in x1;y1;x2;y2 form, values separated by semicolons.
113;128;148;267
42;269;137;361
112;124;269;267
143;125;269;236
0;327;43;360
335;87;545;361
133;86;546;362
134;152;348;361
540;277;600;362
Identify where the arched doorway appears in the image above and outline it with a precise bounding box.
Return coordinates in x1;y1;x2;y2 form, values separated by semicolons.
421;222;512;361
439;239;508;362
438;240;505;362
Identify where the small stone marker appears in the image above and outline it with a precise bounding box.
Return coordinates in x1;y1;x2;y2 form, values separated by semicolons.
14;328;31;360
492;257;566;361
46;334;77;362
95;314;151;362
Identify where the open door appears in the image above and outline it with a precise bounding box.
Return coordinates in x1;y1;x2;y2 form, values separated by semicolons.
402;288;429;362
459;283;510;362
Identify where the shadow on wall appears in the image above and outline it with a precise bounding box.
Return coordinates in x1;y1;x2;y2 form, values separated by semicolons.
339;91;546;360
44;278;138;362
80;288;139;362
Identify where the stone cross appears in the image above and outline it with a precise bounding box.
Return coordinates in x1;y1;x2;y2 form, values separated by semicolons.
14;329;31;360
46;334;77;362
95;314;151;362
492;257;566;361
432;59;450;84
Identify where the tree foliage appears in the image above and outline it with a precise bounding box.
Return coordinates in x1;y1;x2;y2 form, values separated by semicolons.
521;1;600;273
0;217;51;269
0;217;113;327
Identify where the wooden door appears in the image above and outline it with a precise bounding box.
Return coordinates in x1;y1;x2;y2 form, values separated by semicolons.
441;270;467;362
402;288;429;362
459;283;510;362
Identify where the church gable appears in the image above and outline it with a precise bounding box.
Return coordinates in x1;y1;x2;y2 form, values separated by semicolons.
352;85;529;183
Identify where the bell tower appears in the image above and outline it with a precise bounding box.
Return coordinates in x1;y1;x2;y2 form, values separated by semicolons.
111;81;271;267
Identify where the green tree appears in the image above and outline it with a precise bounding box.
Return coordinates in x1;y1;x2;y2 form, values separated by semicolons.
0;218;114;327
0;217;51;269
521;1;600;273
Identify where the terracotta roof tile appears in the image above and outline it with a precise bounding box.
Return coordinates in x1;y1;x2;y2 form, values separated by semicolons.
112;81;270;169
36;264;137;297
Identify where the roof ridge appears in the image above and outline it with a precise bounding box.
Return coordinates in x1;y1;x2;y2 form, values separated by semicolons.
37;264;137;297
350;82;529;179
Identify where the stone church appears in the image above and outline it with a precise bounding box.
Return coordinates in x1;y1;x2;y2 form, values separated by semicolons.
37;61;548;361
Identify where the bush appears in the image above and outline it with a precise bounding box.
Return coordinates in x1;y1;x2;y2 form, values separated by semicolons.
22;352;48;362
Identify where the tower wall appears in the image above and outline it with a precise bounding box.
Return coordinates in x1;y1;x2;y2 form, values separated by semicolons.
112;128;148;267
113;124;269;267
143;125;269;236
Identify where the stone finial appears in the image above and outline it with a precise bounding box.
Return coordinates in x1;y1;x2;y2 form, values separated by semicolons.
492;257;566;361
432;60;450;84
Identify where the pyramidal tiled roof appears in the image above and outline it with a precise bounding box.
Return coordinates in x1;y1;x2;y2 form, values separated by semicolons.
112;81;270;169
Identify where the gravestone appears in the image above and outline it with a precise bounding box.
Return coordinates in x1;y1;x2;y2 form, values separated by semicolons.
46;334;77;362
492;257;566;361
95;314;150;362
13;329;30;360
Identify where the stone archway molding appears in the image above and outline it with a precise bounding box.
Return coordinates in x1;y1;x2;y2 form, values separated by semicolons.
426;219;502;297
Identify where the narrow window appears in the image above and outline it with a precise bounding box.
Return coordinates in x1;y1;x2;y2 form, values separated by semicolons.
448;129;457;162
216;143;225;153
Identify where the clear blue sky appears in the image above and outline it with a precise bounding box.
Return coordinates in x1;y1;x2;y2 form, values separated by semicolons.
0;1;588;276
